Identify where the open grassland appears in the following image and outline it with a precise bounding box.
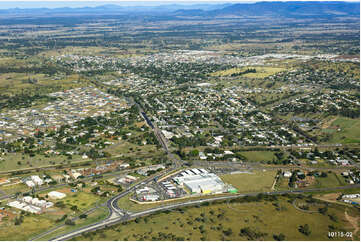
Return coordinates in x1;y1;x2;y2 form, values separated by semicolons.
0;71;88;96
221;170;276;193
242;66;286;78
325;117;360;144
0;182;29;195
239;150;277;162
311;173;347;189
74;196;359;241
275;175;291;190
104;141;160;159
210;67;243;76
51;189;104;211
210;66;285;78
0;152;83;171
0;213;56;241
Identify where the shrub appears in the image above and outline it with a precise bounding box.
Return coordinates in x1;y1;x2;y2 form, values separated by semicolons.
298;224;311;236
65;219;75;226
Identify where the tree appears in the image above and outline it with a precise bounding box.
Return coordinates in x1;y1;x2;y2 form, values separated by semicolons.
55;201;65;208
298;224;311;236
223;228;233;236
273;233;286;241
14;216;24;225
65;219;75;226
318;206;328;215
71;205;78;211
189;149;199;157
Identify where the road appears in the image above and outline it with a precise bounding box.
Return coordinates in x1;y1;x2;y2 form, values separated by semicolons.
34;96;183;241
23;84;359;240
130;97;182;169
49;184;360;241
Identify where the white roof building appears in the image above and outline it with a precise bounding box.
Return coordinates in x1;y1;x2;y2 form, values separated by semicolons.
119;163;130;169
199;152;207;160
48;191;67;200
31;175;43;186
72;172;82;179
143;194;159;201
22;196;33;203
283;171;292;177
174;172;225;194
25;180;35;187
125;175;137;181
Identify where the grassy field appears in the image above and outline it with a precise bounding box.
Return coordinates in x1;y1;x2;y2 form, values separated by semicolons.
73;196;359;241
36;208;109;241
56;190;103;211
104;141;160;159
221;170;277;193
311;173;347;189
0;152;84;171
239;151;277;162
275;176;291;190
324;117;360;144
0;182;28;195
0;71;87;96
0;213;56;241
242;67;286;78
210;66;285;78
210;67;243;76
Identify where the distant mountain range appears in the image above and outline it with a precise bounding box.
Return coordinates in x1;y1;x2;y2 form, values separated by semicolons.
175;1;360;17
0;1;359;18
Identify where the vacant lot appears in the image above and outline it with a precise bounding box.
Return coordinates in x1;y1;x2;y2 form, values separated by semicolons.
239;151;276;162
311;173;347;189
210;66;285;78
221;170;277;193
325;117;360;144
0;213;55;241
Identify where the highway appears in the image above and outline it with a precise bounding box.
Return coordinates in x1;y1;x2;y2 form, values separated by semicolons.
49;184;360;241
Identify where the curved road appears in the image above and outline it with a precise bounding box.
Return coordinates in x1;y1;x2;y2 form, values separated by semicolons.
48;184;359;241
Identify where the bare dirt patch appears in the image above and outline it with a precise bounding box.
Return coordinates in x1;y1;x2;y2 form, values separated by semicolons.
321;116;338;129
344;210;360;240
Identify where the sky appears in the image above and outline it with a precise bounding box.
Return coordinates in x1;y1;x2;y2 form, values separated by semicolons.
0;0;359;9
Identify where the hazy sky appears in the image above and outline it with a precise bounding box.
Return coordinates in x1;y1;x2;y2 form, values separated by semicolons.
0;0;358;9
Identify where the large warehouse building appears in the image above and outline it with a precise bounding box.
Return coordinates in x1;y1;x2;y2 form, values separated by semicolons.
173;169;226;194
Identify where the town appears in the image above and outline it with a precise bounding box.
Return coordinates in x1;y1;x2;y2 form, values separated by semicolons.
0;1;359;241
